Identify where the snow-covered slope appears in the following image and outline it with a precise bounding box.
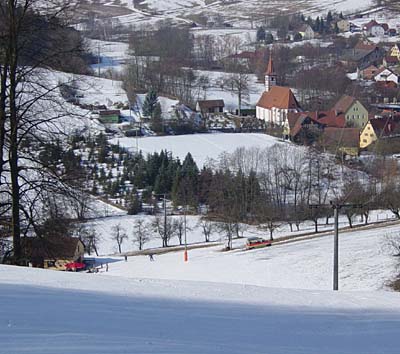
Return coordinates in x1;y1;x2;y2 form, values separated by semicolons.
112;133;284;166
1;264;400;354
98;220;400;291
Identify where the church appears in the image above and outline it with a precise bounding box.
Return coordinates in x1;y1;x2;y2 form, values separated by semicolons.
256;56;301;127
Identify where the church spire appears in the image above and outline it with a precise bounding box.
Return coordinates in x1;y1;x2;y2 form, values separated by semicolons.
265;53;277;92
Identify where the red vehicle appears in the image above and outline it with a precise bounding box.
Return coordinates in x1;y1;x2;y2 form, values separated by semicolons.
246;237;272;250
65;262;86;272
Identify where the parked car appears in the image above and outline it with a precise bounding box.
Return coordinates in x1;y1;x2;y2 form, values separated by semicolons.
246;237;272;250
65;262;86;272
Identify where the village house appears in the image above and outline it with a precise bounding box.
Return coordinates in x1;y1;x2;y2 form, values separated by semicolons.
256;57;301;126
196;100;225;114
320;127;360;157
286;112;325;144
363;20;385;37
374;67;399;85
390;44;400;60
98;110;120;124
337;19;350;32
21;236;85;270
360;117;400;149
286;109;347;142
332;95;369;129
361;65;379;80
341;42;384;69
297;24;315;40
383;54;400;67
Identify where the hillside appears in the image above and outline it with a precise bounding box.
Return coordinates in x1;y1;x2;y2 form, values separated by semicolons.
1;264;400;354
74;0;379;27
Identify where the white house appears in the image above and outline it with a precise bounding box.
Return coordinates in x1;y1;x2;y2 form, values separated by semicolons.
256;57;301;126
298;24;315;40
374;67;399;84
363;20;385;37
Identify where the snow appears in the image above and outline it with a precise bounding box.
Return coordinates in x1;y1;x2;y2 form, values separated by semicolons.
99;219;400;291
1;262;400;354
87;39;130;74
111;133;284;167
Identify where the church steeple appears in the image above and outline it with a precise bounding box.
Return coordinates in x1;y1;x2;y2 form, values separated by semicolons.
265;54;277;92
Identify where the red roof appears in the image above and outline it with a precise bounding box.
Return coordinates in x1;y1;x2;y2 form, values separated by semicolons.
332;95;358;114
322;127;360;148
317;111;346;128
370;117;399;136
385;55;399;64
265;56;275;75
257;86;300;110
363;20;380;31
287;112;322;137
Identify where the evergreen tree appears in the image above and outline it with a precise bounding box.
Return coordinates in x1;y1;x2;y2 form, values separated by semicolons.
320;18;325;34
172;153;199;207
314;17;321;32
327;11;333;23
127;191;143;215
265;32;274;44
151;102;163;133
142;88;158;117
334;22;339;34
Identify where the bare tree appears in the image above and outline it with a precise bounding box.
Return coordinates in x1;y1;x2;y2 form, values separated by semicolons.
0;0;88;264
174;216;191;246
217;221;236;250
383;232;400;257
226;72;249;116
198;218;214;242
152;215;177;247
112;224;128;254
132;218;150;251
76;224;100;256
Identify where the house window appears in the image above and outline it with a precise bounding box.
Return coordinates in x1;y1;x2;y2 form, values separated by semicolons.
370;134;374;137
367;126;370;130
363;139;367;143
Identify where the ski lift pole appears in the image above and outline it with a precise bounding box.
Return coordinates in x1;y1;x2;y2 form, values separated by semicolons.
184;205;188;262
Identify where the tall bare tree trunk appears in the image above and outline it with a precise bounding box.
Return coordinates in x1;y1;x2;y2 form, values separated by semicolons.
8;0;22;263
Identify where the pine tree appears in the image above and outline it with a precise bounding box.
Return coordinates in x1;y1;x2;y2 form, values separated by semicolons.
142;88;158;117
265;32;274;44
127;191;142;215
151;102;163;133
327;11;333;24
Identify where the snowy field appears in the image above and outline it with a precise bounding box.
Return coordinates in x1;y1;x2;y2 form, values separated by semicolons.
97;218;400;291
111;133;284;167
1;261;400;354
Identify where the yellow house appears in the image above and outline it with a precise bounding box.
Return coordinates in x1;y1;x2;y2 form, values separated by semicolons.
360;120;377;148
390;44;400;60
360;117;399;149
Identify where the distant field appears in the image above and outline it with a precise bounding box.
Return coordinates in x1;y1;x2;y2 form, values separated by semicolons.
75;0;378;27
111;133;286;167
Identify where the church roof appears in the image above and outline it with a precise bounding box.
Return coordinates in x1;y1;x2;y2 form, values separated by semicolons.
265;56;275;75
256;86;300;110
